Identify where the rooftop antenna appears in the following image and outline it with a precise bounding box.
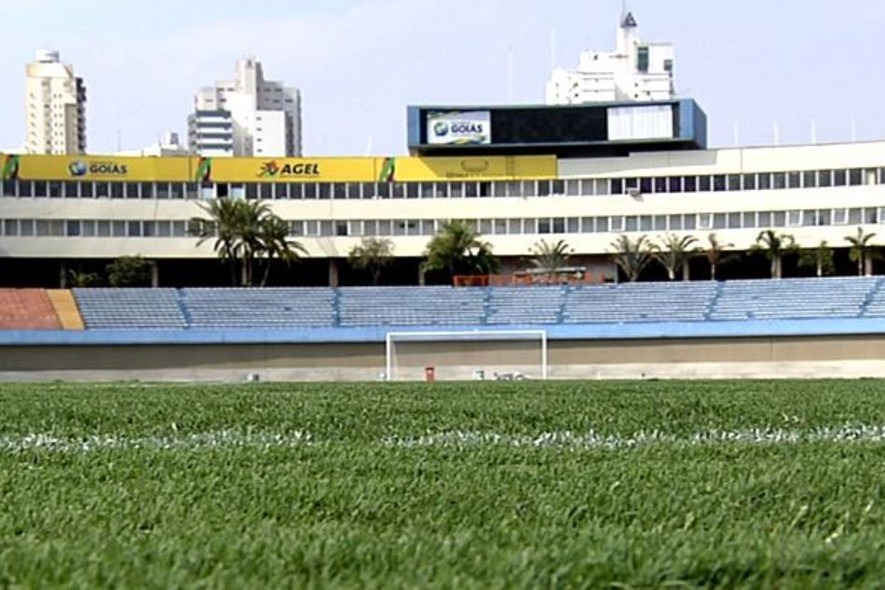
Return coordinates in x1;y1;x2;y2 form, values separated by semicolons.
549;29;557;72
507;44;515;103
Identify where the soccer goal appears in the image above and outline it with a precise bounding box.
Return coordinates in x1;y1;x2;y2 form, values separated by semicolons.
384;330;548;382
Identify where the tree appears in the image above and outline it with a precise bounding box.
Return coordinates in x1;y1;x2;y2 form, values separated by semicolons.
106;255;153;287
529;239;574;273
67;269;102;287
751;229;796;279
349;237;395;286
798;241;835;278
701;233;736;281
257;215;307;287
609;235;653;282
423;220;499;280
651;234;698;281
190;199;305;286
845;227;880;277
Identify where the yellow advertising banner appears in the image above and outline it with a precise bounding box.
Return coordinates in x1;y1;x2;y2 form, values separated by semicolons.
393;155;557;181
202;157;382;183
6;154;560;183
14;155;195;182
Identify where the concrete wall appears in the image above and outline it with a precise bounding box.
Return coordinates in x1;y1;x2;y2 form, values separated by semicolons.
6;334;885;382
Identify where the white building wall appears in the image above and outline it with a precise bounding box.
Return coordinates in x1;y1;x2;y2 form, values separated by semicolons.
189;58;302;157
546;13;674;105
24;50;86;154
4;142;885;260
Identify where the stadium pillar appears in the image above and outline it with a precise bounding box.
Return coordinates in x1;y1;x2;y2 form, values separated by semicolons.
328;259;339;288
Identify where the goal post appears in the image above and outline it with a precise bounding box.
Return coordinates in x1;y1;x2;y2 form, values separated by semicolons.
384;330;548;382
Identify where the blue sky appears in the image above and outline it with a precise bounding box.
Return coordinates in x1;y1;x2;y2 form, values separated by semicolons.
1;0;883;155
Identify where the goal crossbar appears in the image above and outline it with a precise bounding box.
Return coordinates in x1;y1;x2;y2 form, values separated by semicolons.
385;329;548;381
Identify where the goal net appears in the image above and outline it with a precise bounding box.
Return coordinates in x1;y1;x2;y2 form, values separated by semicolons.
384;330;548;382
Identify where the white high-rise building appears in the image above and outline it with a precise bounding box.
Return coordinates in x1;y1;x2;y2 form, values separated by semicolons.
188;57;302;157
546;13;674;105
24;50;87;154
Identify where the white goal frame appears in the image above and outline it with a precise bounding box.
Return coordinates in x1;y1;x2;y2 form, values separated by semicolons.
384;330;548;381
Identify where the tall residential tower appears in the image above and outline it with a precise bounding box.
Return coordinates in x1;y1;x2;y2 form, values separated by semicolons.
546;12;674;105
188;57;302;157
25;50;87;154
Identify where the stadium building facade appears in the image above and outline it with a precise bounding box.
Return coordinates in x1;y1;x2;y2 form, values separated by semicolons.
2;97;885;287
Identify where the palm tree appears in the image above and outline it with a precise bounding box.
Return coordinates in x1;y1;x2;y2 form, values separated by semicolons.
752;229;796;279
651;234;698;281
349;237;395;286
191;199;304;286
257;216;307;287
702;233;736;281
798;240;835;278
609;235;653;282
845;227;880;276
530;239;574;273
423;220;499;281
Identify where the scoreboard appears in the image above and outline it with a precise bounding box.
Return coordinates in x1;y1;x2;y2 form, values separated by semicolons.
407;99;706;157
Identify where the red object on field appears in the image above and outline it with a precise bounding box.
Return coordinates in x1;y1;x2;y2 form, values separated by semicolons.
424;366;436;383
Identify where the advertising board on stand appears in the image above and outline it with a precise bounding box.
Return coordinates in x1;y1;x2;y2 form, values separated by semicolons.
426;111;492;146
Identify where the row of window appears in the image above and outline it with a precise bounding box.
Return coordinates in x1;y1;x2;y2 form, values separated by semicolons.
3;207;883;239
3;165;885;201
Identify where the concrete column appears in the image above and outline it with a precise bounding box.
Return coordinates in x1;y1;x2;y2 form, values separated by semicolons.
328;259;339;288
151;262;159;288
59;261;67;288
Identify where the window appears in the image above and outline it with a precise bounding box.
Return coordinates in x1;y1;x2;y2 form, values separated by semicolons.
833;169;847;187
744;174;758;191
773;211;786;227
712;175;726;192
1;180;15;197
336;222;348;236
143;221;157;237
304;184;317;199
625;216;638;232
698;176;711;192
112;221;126;237
524;218;538;233
422;220;437;235
565;180;581;196
639;216;653;231
668;177;682;193
849;169;863;186
97;221;111;237
816;209;832;226
610;216;625;232
833;208;848;225
20;219;34;236
318;184;332;200
492;219;507;234
654;177;668;193
639;178;653;194
637;46;650;73
757;173;771;190
848;208;863;224
803;171;817;188
697;213;713;230
127;221;142;237
609;178;623;195
3;220;17;235
66;220;80;237
772;173;786;190
479;219;492;235
156;183;170;199
818;170;832;188
727;174;742;191
553;218;566;233
787;210;802;227
727;212;741;229
567;218;579;233
787;172;801;189
463;182;478;198
668;215;683;231
508;218;523;234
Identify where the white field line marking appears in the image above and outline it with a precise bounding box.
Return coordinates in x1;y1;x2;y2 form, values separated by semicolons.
0;430;313;453
382;425;885;450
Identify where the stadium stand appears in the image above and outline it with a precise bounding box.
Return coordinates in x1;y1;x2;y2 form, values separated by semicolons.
45;290;85;330
487;286;566;325
74;288;187;329
562;282;718;324
2;277;881;332
0;289;61;329
710;277;879;321
338;286;485;327
181;288;335;328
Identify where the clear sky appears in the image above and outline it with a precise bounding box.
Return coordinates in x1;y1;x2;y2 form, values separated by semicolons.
1;0;882;155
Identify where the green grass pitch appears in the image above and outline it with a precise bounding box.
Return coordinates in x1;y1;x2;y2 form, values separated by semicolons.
2;380;885;588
